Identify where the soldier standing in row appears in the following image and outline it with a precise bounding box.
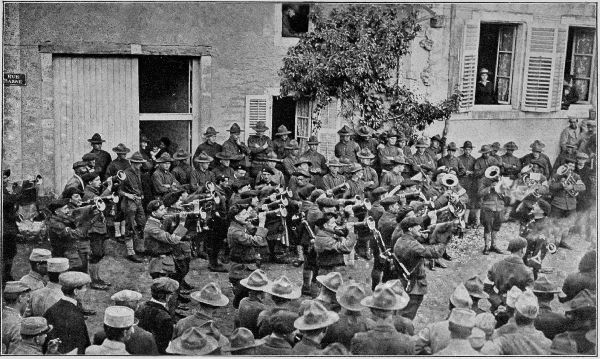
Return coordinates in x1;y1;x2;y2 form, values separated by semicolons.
272;125;292;159
87;133;112;181
335;125;360;163
194;127;222;170
247;121;273;178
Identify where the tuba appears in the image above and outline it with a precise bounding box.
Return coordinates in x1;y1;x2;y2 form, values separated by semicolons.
556;165;578;197
484;166;501;180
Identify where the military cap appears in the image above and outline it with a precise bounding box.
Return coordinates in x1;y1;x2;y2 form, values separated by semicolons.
163;190;186;207
47;257;69;273
550;332;578;354
227;123;243;134
507;237;527;252
380;196;400;206
566;289;596;314
240;269;271;291
297;184;316;200
336;281;367;311
155;152;175;163
72;160;88;170
474;312;496;336
532;275;561;294
3;281;31;294
506;286;523;308
316;272;343;293
20;317;53;336
337;125;354;135
112;143;131;154
448;308;477;328
151;277;179;294
253;121;269;132
87;133;106;143
59;271;91;289
222;327;265;352
515;290;539;319
81;172;100;184
261;166;275;175
361;285;407;311
166;327;219;355
240;190;259;199
446;142;458;151
294;301;339;330
316;197;338;208
111;289;142;303
464;276;489;299
400;216;424;231
29;248;51;262
326;157;347;167
82;153;97;161
275;125;292;136
104;306;135;328
491;142;501;150
478;144;492;154
193;151;213;163
190;282;229;307
450;283;473;309
293;169;311;178
357;148;376;159
232;164;247;172
48;198;70;213
267;275;301;300
63;186;84;200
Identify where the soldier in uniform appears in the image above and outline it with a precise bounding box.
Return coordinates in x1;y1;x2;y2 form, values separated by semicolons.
473;144;501;187
236;269;271;337
560;250;596;303
222;123;251;167
426;134;446;162
357;148;379;188
255;310;298;355
350;285;415;355
302;135;327;180
19;248;51;291
29;257;69;316
531;276;569;340
578;119;597;162
189;151;216;192
487;237;534;299
61;161;87;199
322;158;347;195
119;152;148;262
335;125;360;163
212;151;238;180
574;151;595;211
500;141;521;179
371;196;400;290
170;149;192;186
272;125;292;159
136;277;179;354
314;213;356;274
2;281;31;353
478;165;507;254
293;300;340;354
8;317;60;355
412;138;437;177
490;142;502;162
559;289;597;354
393;216;446;320
457;141;477;227
282;140;301;182
549;158;586;218
345;163;366;199
106;143;131;178
87;133;112;181
256;275;302;337
553;143;578;172
247;121;273;178
378;129;405;171
193;127;222;170
152;152;183;199
435;308;480;355
520;141;552;179
438;142;466;176
380;158;407;191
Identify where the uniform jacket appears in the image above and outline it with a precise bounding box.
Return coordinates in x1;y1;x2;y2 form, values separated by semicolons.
119;167;144;197
487;255;534;294
361;166;379;187
379;145;405;169
222;137;251;157
380;171;404;191
93;324;158;355
501;154;522;179
47;214;85;266
7;341;43;355
292;336;321;355
30;281;63;316
411;152;437;173
228;219;268;263
90;148;112;180
82;185;111;235
438;155;466;176
335;140;360;163
44;298;91;354
369;202;385;224
321;310;373;349
85;339;129;355
20;270;46;291
520;153;552;178
560;126;582;152
534;303;569;340
2;306;22;354
282;154;299;178
235;297;267;337
255;335;294;355
272;137;291;159
434;338;480;356
194;141;222;169
171;163;192;185
248;134;273;163
473;156;502;188
302;149;327;175
351;317;415;355
346;178;365;199
415;319;450;354
151;169;181;198
549;172;585;210
62;175;84;199
478;177;505;211
106;157;131;177
314;228;354;268
393;239;445;295
144;216;183;256
136;300;174;354
357;137;380;156
322;173;346;193
190;168;216;192
488;324;551;355
457;153;476;190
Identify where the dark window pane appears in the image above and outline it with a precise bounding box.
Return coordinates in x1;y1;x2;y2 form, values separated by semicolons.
574;55;592;77
497;77;510;102
574;79;589;101
139;56;190;113
498;53;512;77
499;28;514;51
574;30;595;54
282;4;310;37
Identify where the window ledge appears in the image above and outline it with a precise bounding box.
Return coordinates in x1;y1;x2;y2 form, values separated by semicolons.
274;36;300;48
471;105;514;112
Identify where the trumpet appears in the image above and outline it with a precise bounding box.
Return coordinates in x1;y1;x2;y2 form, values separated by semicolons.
164;209;207;220
262;197;289;210
78;194;119;210
257;205;288;217
103;171;126;186
338;195;363;206
343;216;376;230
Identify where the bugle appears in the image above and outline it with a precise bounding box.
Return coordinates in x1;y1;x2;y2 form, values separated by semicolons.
257;205;288;217
343;216;376;230
262;197;289;210
103;170;126;186
164;209;207;220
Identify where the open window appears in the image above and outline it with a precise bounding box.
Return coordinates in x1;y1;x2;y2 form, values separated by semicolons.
564;27;596;103
281;3;310;38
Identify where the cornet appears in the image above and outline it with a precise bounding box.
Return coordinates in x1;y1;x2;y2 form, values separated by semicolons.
257;205;288;217
344;216;377;230
103;171;126;186
262;197;289;210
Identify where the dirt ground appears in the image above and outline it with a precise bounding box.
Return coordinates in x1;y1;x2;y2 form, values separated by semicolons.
9;221;595;338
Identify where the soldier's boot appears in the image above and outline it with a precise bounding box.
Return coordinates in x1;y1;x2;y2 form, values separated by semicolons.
463;209;471;227
302;270;314;296
293;245;305;268
483;233;491;255
559;232;574;250
490;231;506;254
208;248;228;273
434;259;447;268
428;259;436;271
474;209;482;228
88;263;108;291
442;249;452;261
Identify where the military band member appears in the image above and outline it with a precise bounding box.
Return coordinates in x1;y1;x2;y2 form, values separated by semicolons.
152;153;183;199
380;158;406;191
272;125;292;159
357;148;378;188
520;141;552;179
213;151;238;180
370;196;400;290
490;142;502;162
106;143;132;181
82;152;97;174
119;151;148;262
170;149;192;186
335;125;360;163
190;152;216;192
345;163;366;199
222;123;251;167
513;195;552;278
247;121;273;178
499;141;521;179
282;140;301;182
303;135;327;176
194;127;222;170
87;133;112;181
553;143;578;173
314;213;356;274
412;138;437;176
61;161;88;199
368;187;387;223
478;165;507;255
549;158;585;218
288;156;312;193
289;169;312;203
457;141;477;226
322;158;347;195
438;142;466;176
578;120;597;162
378;129;404;171
426;135;445;162
255;152;285;187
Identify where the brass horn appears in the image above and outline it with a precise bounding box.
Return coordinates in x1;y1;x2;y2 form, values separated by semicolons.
485;166;501;179
441;173;459;188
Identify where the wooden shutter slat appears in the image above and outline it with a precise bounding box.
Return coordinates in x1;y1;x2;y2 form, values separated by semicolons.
458;21;480;112
521;25;558;112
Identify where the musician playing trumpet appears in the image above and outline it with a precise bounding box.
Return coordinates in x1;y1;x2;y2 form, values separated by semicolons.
549;158;585;218
380;158;407;191
478;165;507;255
314;213;357;276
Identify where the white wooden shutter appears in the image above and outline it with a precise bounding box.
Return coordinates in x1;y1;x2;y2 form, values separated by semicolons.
521;25;557;112
316;99;341;159
458;20;480;112
244;95;272;142
550;25;569;111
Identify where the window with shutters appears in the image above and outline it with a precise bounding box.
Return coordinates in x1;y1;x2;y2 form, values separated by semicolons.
564;27;596;103
245;95;272;142
475;23;517;105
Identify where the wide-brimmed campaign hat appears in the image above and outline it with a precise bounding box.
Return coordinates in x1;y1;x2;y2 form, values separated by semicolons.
532;275;561;294
285;139;300;150
357;148;375;159
87;133;106;143
191;282;229;307
112;143;131;154
504;141;518;151
550;333;578;354
194;151;214;163
275;125;292;136
240;269;271;291
221;328;265;352
361;286;407;311
382;280;411;309
307;135;320;145
337;125;354;136
326;158;346;167
316;272;343;293
128;151;147;163
478;144;492;154
266;275;301;300
166;327;219;355
215;151;243;161
253;121;269;132
336;281;367;311
173;149;191;160
227;123;243;134
203;127;219;137
415;138;428;148
356;125;373;137
294;301;339;330
155;152;175;163
446;142;458;151
464;276;489;299
347;163;363;174
461;141;473;149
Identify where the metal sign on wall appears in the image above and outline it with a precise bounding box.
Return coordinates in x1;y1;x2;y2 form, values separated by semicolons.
4;73;26;86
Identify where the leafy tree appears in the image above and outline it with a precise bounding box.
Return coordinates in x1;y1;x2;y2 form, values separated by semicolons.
279;4;460;139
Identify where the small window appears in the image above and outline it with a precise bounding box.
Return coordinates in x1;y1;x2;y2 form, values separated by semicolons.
475;23;517;105
565;27;595;103
139;56;191;113
282;4;310;38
